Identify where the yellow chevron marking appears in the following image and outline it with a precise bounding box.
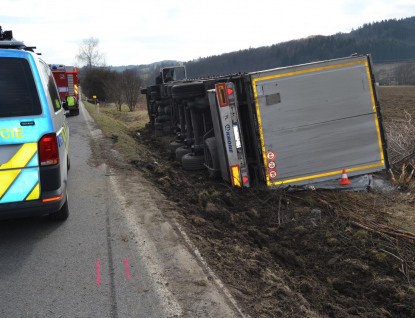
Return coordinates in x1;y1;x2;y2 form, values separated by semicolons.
268;163;384;186
0;143;37;170
0;169;21;198
26;183;40;201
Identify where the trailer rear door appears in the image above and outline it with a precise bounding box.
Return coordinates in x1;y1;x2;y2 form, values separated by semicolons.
249;55;388;188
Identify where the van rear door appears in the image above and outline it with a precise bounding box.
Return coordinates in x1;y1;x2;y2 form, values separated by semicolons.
0;55;47;204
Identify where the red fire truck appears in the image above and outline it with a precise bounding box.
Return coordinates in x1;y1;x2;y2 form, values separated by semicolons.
50;64;80;116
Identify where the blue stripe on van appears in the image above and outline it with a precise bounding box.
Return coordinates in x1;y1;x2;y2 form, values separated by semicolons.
27;153;39;168
0;168;39;204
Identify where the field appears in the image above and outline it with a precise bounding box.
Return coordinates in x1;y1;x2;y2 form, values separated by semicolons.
84;86;415;317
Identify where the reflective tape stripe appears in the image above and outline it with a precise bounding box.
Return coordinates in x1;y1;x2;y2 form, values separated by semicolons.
0;168;39;203
27;153;39;168
63;121;69;152
0;169;21;199
25;183;40;201
0;143;38;170
0;142;40;203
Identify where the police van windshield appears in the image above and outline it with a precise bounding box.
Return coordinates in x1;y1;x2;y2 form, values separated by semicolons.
0;57;42;117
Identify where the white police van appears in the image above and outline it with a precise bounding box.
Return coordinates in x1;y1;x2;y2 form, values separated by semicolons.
0;27;70;220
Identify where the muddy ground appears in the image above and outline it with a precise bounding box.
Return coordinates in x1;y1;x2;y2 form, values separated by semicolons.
103;87;415;317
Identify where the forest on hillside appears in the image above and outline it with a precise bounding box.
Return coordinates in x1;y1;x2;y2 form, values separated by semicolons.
111;17;415;86
184;17;415;84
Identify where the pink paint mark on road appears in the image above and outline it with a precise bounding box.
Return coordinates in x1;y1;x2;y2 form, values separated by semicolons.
96;260;101;285
125;257;131;279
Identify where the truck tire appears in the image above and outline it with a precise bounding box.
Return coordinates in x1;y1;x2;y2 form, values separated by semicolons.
157;106;165;114
170;141;184;153
70;109;79;116
172;82;205;99
182;153;206;171
49;194;69;221
204;137;221;178
175;146;192;161
164;105;172;114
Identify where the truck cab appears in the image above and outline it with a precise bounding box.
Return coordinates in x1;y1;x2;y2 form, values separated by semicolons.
160;66;187;84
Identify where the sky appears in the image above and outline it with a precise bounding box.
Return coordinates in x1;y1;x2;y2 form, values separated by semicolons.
1;0;414;67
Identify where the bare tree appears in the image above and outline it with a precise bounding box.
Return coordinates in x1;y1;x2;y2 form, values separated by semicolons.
76;37;105;68
394;62;415;85
104;71;124;111
122;68;142;112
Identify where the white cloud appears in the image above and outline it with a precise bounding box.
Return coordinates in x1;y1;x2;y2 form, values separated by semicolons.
1;0;414;66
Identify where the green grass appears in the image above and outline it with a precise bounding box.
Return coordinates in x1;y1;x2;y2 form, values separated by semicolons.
83;100;153;163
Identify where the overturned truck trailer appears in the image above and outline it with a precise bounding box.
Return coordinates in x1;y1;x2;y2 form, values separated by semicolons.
142;54;389;189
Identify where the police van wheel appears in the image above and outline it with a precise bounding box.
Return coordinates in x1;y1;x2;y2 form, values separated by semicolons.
49;195;69;221
67;156;70;171
182;153;206;171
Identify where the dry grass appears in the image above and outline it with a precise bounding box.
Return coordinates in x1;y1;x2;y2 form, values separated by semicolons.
386;110;415;165
83;99;152;163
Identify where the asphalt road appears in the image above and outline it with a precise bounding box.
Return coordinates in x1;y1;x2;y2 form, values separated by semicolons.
0;103;239;318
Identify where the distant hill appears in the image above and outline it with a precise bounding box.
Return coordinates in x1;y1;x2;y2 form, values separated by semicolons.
112;17;415;86
109;60;182;86
184;16;415;79
109;60;180;73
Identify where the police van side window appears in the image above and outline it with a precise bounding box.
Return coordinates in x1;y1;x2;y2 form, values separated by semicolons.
0;57;42;117
41;62;61;112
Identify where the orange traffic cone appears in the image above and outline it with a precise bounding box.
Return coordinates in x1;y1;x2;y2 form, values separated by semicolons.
339;169;352;185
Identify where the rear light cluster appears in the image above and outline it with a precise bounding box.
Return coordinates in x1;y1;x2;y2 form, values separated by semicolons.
38;133;59;166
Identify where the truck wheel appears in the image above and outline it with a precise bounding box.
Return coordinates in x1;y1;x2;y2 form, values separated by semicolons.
170;141;184;153
157;106;165;114
204;137;221;178
49;194;69;221
172;82;205;99
70;109;79;116
164;105;172;114
175;146;192;161
182;153;206;171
